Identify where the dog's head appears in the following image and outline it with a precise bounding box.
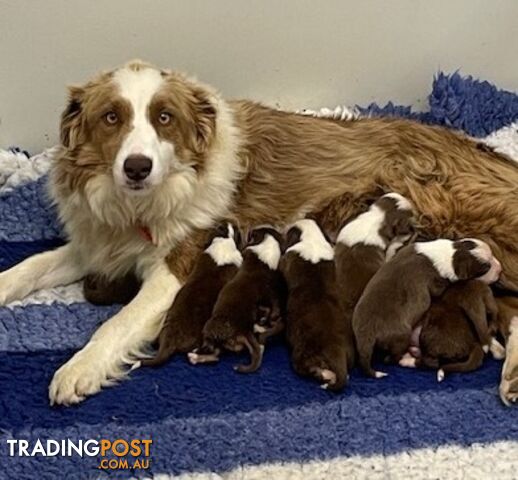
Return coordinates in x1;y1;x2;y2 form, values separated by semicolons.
58;60;218;197
453;239;502;284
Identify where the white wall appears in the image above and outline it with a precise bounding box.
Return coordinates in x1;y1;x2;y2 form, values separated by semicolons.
1;0;517;153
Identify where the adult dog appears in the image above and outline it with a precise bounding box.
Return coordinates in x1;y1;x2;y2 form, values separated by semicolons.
1;60;517;406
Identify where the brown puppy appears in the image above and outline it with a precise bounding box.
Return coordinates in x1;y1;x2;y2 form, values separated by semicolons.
353;238;502;378
414;280;501;381
141;223;242;366
335;192;414;315
83;271;141;305
189;226;285;373
282;219;354;391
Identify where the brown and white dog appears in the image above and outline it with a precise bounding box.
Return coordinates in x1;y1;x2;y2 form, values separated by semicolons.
141;223;242;367
282;219;355;391
353;238;501;378
335;192;414;315
415;280;503;381
188;227;285;373
1;59;518;404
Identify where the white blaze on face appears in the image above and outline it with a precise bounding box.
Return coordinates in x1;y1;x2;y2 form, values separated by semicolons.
287;219;334;264
112;66;174;192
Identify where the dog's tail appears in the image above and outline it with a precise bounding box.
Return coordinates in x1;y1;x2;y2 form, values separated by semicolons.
439;345;485;376
141;335;177;368
355;331;386;379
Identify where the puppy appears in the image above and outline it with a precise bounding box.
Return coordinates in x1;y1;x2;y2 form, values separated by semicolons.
189;226;286;373
353;238;502;378
335;192;414;314
83;271;141;305
415;280;502;381
141;223;242;367
281;219;355;391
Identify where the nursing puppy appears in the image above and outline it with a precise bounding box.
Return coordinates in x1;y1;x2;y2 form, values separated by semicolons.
189;226;285;373
417;280;502;381
282;219;354;391
83;271;141;305
353;238;502;378
141;223;242;366
335;192;414;314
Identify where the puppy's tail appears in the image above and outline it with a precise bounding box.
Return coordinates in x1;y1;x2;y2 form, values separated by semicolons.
356;332;386;379
141;337;177;368
439;345;485;376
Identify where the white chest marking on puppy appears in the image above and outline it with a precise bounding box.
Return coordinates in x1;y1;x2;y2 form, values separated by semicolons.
287;219;334;264
247;234;281;270
205;238;243;267
415;239;458;281
336;205;387;249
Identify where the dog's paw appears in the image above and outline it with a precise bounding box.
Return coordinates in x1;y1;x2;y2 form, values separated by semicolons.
437;369;445;382
490;338;506;360
399;353;417;368
49;346;125;406
500;317;518;406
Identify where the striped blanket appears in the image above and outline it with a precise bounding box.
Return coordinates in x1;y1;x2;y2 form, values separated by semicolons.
1;72;518;480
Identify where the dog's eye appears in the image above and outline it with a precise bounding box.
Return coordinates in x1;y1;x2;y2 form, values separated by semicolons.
158;112;172;125
104;112;119;125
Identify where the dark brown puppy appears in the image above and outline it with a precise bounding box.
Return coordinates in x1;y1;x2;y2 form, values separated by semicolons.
83;271;141;305
415;280;500;381
141;223;242;366
353;238;502;378
189;226;286;373
335;192;414;315
282;219;355;391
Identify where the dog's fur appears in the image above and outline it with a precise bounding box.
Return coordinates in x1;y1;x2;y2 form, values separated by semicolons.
417;280;498;380
282;219;355;391
335;192;414;314
141;223;241;367
1;60;518;404
189;227;286;373
353;239;501;378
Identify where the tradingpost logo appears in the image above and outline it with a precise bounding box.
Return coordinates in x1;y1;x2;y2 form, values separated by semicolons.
6;438;153;470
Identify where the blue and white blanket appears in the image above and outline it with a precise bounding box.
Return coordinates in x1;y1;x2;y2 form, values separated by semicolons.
1;73;518;480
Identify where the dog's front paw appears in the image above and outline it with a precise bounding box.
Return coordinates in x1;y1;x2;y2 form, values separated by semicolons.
500;317;518;406
49;347;124;406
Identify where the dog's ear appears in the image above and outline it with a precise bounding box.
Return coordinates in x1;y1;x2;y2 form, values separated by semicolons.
189;87;217;155
284;227;302;252
60;85;87;150
453;248;491;280
233;225;244;250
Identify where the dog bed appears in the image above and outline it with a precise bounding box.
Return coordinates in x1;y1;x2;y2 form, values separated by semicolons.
1;72;518;480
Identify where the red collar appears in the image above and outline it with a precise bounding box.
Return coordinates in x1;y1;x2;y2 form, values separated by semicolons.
136;224;155;245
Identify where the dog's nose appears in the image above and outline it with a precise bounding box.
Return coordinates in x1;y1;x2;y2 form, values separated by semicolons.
123;155;152;181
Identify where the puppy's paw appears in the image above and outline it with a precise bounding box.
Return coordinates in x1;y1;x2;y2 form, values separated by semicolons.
399;353;417;368
437;369;445;382
374;371;388;378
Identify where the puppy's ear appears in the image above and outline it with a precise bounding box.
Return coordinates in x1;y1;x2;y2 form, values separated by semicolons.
60;86;86;150
233;225;244;250
284;227;301;252
190;87;217;155
454;249;491;280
